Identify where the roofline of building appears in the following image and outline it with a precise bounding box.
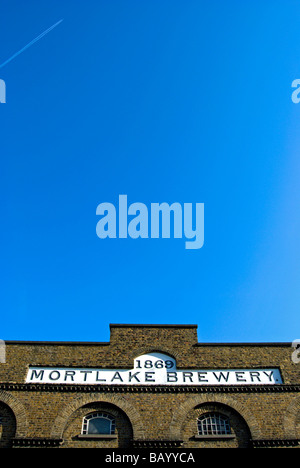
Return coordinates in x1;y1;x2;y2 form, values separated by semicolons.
109;323;198;328
2;340;292;346
1;323;292;346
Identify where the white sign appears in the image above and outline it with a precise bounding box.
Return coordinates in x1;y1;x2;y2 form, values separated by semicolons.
26;352;282;385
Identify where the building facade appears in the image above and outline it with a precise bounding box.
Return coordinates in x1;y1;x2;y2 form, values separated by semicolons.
0;324;299;449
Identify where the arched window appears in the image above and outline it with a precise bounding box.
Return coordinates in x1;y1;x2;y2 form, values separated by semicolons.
197;413;231;436
82;412;116;435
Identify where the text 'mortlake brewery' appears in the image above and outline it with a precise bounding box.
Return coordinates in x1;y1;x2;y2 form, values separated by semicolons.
26;352;282;385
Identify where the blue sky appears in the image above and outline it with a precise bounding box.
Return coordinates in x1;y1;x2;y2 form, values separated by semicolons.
0;0;299;343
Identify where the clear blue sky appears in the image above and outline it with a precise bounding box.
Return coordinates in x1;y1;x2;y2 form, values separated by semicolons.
1;0;299;343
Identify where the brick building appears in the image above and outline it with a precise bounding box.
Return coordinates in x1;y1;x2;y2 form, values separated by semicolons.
0;324;299;449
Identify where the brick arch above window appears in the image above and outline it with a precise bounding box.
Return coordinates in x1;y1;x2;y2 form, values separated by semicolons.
50;393;145;440
169;394;261;441
283;396;300;439
0;390;28;438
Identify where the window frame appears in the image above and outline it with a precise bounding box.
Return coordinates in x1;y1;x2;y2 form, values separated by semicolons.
79;412;117;440
195;412;235;440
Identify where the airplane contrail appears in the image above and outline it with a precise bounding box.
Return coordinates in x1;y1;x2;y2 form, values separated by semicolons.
0;19;63;69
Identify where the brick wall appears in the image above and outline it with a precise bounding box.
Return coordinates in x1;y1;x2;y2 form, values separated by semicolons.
0;324;299;448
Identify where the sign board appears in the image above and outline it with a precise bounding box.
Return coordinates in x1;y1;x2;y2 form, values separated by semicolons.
26;352;282;385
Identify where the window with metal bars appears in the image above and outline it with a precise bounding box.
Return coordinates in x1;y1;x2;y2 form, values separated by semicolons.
197;413;231;436
81;412;116;435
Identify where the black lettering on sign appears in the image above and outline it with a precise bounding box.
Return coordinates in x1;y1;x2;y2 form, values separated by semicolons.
145;372;155;382
250;372;261;382
49;371;60;381
235;372;246;382
167;372;178;382
197;372;208;382
183;372;193;382
64;371;76;381
111;372;123;383
31;369;44;381
263;371;273;382
129;371;140;382
80;370;92;381
213;372;229;382
96;371;106;382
